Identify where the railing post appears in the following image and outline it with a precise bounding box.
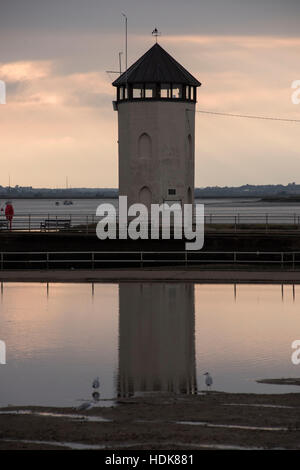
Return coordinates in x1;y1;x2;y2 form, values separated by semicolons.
281;252;284;269
86;216;89;234
185;251;188;267
141;252;143;268
1;252;3;270
46;252;49;270
234;216;237;232
265;214;268;232
29;214;31;232
92;252;94;270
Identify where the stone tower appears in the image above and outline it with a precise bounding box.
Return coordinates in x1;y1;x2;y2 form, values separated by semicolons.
112;43;201;209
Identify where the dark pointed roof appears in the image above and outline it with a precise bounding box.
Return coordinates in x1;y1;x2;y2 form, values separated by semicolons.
112;43;201;87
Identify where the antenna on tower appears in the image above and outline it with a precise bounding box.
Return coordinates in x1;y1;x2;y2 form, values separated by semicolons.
122;13;128;88
119;52;123;74
152;28;161;43
106;51;123;80
106;13;128;81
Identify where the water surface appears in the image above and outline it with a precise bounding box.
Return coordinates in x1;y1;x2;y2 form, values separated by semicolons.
0;282;300;407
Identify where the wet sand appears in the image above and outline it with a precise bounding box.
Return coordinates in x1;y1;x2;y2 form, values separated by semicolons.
1;391;300;450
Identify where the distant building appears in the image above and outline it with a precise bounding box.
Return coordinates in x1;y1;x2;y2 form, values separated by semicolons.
112;43;201;208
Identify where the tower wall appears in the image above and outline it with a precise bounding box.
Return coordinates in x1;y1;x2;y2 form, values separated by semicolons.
118;100;195;208
118;282;197;397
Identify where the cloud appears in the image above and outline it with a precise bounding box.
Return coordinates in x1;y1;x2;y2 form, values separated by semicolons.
1;60;114;108
0;34;300;187
0;60;51;81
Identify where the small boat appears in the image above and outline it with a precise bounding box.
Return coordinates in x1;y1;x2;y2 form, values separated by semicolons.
63;200;73;205
55;201;60;206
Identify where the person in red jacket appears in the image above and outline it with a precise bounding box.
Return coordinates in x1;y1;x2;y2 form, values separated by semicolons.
5;201;14;231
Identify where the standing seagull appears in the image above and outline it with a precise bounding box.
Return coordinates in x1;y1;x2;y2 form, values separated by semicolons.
204;372;213;391
92;377;100;389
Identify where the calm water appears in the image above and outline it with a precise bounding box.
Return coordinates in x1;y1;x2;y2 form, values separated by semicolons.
2;197;300;224
1;282;300;407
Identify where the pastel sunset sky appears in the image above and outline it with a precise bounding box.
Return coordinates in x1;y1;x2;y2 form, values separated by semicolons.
0;0;300;188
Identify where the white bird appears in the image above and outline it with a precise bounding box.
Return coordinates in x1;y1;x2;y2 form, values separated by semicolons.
92;377;100;389
204;372;213;390
77;401;94;411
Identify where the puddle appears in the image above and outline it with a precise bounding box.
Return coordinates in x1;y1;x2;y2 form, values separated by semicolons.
0;439;286;450
223;403;294;409
1;439;107;450
0;410;111;423
176;421;290;431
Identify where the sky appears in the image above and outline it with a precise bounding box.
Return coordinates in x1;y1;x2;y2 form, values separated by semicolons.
0;0;300;188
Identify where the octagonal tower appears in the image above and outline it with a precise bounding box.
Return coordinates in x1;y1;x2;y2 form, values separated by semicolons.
112;43;201;209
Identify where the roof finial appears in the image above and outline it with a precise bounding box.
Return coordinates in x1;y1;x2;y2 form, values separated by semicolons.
152;28;161;44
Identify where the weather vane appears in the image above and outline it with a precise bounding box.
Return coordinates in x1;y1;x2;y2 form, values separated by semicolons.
152;28;161;43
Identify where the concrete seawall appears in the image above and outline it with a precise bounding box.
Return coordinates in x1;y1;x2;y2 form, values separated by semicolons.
1;269;300;283
1;230;300;252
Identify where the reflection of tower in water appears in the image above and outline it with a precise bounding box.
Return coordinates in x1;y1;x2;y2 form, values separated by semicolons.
118;283;197;397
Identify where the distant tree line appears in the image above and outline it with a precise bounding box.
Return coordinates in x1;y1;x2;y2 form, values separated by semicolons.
0;183;300;199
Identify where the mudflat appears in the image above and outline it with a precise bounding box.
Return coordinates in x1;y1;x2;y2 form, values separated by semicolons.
1;391;300;450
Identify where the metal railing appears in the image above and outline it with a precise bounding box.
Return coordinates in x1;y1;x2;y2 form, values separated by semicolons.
1;251;300;270
1;212;300;232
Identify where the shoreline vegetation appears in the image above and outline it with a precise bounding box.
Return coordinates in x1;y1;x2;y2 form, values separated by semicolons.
1;384;300;450
2;182;300;200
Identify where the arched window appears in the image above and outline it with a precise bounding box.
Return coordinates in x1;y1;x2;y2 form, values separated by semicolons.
138;133;152;159
139;186;152;208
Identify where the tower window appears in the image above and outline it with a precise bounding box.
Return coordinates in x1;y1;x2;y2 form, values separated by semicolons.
161;84;171;98
145;84;155;98
168;189;176;195
133;84;143;99
172;85;182;99
117;86;128;100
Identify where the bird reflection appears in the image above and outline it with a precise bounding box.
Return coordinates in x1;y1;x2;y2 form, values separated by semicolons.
118;283;197;397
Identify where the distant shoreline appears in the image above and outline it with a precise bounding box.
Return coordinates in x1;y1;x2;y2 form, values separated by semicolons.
0;194;300;201
0;195;118;200
0;195;264;200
